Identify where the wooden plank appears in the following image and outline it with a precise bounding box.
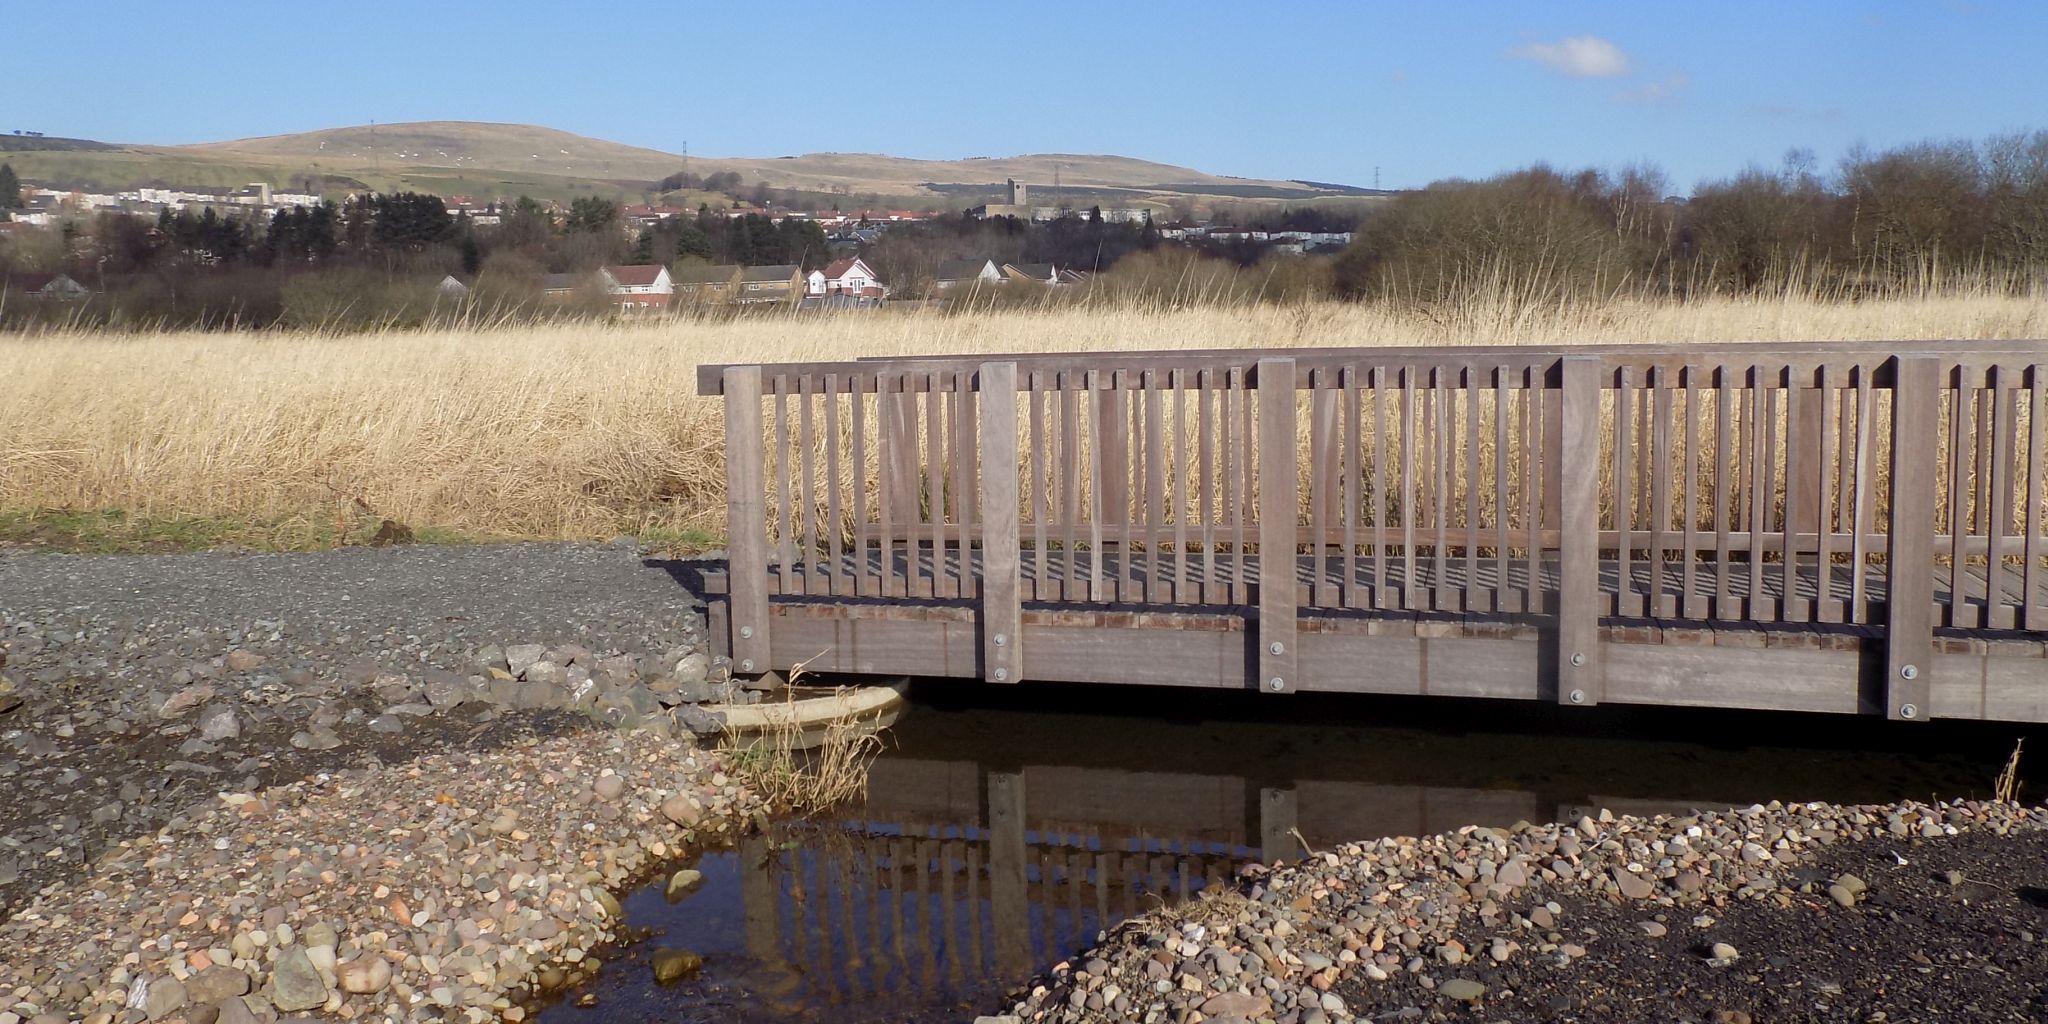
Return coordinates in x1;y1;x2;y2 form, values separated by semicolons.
957;369;979;600
1493;366;1511;614
1172;370;1189;605
1030;372;1048;602
722;366;773;674
1145;371;1168;603
799;374;818;596
1850;367;1874;621
851;373;872;598
825;374;846;596
774;375;795;597
2027;365;2045;630
1199;370;1218;605
1061;377;1081;603
1373;366;1390;609
1401;368;1418;609
1649;367;1671;617
1987;366;2015;628
1258;357;1300;693
1557;358;1604;705
1464;368;1482;612
1345;366;1362;609
1088;370;1107;603
1947;372;1971;628
1614;367;1635;617
1681;367;1701;619
1310;368;1337;608
924;375;945;600
1886;356;1938;722
1783;371;1807;620
980;362;1023;683
1431;374;1451;611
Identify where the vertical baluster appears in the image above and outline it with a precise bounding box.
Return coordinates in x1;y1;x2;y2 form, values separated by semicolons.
774;375;795;597
1239;367;1255;603
1948;367;1972;628
1614;367;1635;617
799;375;818;596
1200;369;1218;605
877;375;898;598
1850;367;1874;621
1464;366;1482;611
1373;366;1390;609
1815;366;1837;621
924;374;945;600
1781;368;1806;620
1522;371;1542;614
1747;371;1768;615
2025;365;2046;630
1432;370;1451;611
1061;374;1081;603
1401;366;1419;610
1989;366;2017;628
1311;367;1337;608
825;374;846;596
1030;372;1048;601
1221;372;1238;604
1145;371;1167;604
1714;375;1734;617
960;369;980;600
1088;371;1106;602
1120;370;1138;603
1171;370;1188;605
852;373;871;598
1650;366;1672;617
1493;366;1511;612
1345;366;1361;609
1681;367;1701;619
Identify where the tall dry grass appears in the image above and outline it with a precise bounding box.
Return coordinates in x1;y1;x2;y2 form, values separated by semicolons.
2;288;2045;546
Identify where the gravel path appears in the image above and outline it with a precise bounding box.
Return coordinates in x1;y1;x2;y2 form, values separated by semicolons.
0;542;729;920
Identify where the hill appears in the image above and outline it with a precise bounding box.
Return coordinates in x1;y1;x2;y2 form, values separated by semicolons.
7;121;1378;211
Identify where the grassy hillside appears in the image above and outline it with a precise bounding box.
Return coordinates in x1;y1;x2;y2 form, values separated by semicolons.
4;121;1371;211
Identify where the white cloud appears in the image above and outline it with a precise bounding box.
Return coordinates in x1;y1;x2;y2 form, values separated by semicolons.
1509;35;1632;78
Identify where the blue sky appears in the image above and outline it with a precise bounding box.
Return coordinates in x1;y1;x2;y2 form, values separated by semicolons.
10;1;2045;193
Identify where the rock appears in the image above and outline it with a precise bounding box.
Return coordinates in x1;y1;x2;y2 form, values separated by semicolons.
159;684;216;719
1495;858;1528;888
973;1018;1022;1024
593;774;625;800
505;644;547;678
1637;921;1667;937
1712;1012;1754;1024
269;947;328;1012
1828;883;1858;908
367;714;404;734
1836;873;1868;896
423;672;466;708
184;967;250;1004
197;705;240;741
224;650;264;673
650;949;702;984
143;978;187;1020
1528;906;1554;929
674;677;716;704
336;956;391;995
1198;993;1271;1018
1710;942;1740;962
674;705;726;737
212;998;258;1024
673;651;710;685
1439;979;1487;1002
289;727;341;750
1674;869;1705;894
661;794;703;827
1613;868;1655;900
525;661;566;687
666;868;704;900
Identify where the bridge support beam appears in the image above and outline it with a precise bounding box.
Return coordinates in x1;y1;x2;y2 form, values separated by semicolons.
1258;358;1299;693
1557;358;1605;706
987;771;1030;976
723;366;772;675
1886;356;1938;721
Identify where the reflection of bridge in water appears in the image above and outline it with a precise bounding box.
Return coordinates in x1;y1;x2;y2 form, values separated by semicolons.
729;757;1657;1015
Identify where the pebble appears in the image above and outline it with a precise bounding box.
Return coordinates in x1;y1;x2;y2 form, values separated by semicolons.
1438;979;1487;1002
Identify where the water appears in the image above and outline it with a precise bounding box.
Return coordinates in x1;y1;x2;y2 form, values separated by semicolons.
540;685;2042;1024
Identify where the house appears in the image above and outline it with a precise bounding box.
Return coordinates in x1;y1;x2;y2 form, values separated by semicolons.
599;264;673;311
806;257;887;299
672;264;742;304
1001;262;1059;286
933;258;1002;291
540;272;588;300
1;272;89;300
736;264;804;304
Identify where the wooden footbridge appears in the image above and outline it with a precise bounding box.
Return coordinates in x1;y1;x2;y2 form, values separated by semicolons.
700;342;2048;722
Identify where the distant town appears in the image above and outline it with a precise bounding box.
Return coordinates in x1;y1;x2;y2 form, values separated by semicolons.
0;166;1356;318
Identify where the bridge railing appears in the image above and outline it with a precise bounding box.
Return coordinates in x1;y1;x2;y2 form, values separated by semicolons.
700;341;2048;718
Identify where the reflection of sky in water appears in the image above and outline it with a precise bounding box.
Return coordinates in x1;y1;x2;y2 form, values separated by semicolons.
539;689;2037;1024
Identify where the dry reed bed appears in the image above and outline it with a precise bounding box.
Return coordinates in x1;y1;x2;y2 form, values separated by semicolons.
3;292;2045;545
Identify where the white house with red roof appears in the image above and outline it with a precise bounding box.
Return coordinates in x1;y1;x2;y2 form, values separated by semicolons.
598;264;673;311
805;257;887;300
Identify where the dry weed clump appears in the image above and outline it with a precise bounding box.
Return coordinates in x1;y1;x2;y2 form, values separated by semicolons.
2;288;2044;548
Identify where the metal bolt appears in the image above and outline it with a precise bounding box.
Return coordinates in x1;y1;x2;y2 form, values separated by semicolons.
738;626;754;640
1900;702;1919;719
1899;663;1919;680
993;633;1007;647
992;667;1009;681
1569;688;1586;705
739;659;755;673
1267;677;1286;692
1268;641;1285;656
1569;652;1586;667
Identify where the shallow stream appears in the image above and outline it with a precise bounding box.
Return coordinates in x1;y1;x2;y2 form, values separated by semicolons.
538;684;2042;1024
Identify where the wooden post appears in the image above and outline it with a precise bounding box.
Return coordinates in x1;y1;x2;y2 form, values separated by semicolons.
1886;356;1938;721
980;362;1023;683
1785;375;1825;620
1258;357;1299;694
724;366;773;675
1258;786;1300;864
1557;358;1604;706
